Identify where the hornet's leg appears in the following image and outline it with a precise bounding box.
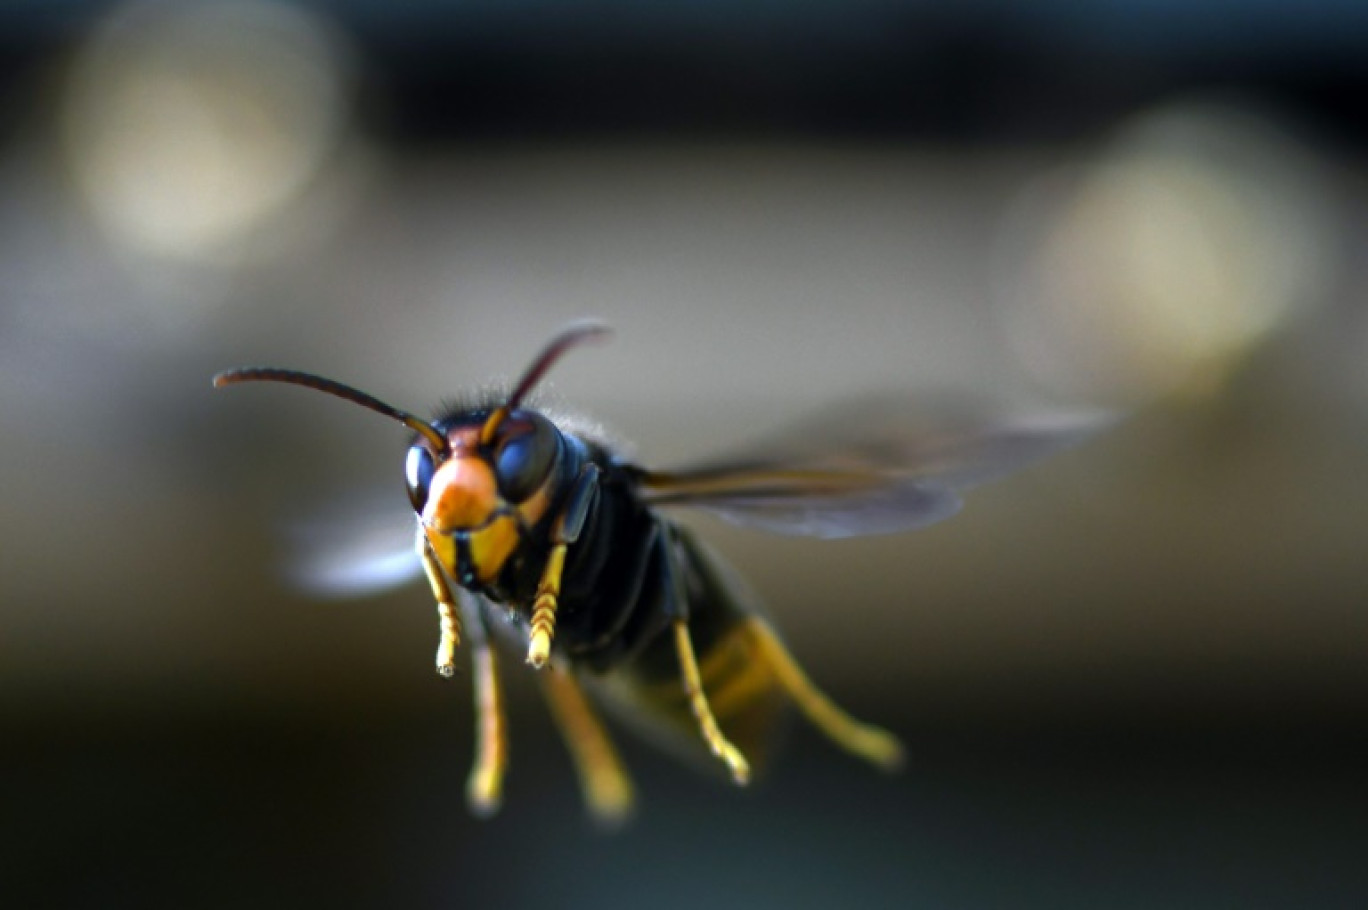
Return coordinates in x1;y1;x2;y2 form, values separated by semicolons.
420;538;462;677
460;595;509;817
539;667;635;825
526;465;600;668
673;618;752;785
526;543;564;668
745;618;904;771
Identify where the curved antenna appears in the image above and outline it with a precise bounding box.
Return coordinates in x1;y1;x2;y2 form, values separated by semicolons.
213;367;449;454
479;320;613;446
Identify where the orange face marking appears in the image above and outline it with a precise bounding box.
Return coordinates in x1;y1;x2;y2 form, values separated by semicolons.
424;455;499;533
421;426;496;534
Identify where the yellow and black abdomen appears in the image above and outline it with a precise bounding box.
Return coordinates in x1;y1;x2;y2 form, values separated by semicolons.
495;439;810;777
587;524;795;776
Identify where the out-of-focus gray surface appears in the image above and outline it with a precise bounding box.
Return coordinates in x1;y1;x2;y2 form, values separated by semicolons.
3;2;1366;907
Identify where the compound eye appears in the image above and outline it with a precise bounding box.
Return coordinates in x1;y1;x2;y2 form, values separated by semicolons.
405;444;436;512
493;413;559;503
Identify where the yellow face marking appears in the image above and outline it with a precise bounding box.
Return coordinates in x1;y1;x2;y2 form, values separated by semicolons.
423;527;458;578
466;514;521;584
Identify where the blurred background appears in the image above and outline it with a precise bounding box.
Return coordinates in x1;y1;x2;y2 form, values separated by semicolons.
3;0;1366;906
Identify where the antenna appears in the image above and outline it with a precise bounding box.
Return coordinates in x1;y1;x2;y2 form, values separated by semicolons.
213;367;449;453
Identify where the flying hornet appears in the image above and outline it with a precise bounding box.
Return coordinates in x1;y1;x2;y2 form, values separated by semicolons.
215;321;1104;823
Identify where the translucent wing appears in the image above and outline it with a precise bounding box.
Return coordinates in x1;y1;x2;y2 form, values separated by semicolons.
640;402;1112;539
281;489;423;597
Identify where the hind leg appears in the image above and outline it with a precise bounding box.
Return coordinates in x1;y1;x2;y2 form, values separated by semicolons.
459;596;508;816
744;618;904;771
672;618;752;785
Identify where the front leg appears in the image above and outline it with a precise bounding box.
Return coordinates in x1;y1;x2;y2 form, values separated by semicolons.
526;464;600;668
420;536;462;677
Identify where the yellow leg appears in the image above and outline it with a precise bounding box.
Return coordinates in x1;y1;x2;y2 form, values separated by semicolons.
746;618;904;771
465;634;508;817
673;619;751;785
526;542;566;668
420;544;461;677
540;668;635;826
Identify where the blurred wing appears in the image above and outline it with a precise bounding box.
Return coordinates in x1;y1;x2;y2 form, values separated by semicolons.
280;489;422;597
641;407;1112;540
656;478;964;539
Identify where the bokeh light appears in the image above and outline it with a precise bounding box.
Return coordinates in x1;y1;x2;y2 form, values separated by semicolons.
60;0;358;264
994;98;1339;406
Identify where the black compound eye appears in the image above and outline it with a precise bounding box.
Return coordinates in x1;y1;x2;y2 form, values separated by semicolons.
493;413;559;503
405;444;436;512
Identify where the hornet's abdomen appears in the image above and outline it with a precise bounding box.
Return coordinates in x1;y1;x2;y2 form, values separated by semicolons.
579;524;793;775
